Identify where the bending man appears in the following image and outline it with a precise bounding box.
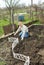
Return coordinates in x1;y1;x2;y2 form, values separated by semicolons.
14;20;29;40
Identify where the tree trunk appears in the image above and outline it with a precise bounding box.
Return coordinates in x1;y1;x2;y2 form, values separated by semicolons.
11;8;14;32
31;0;33;21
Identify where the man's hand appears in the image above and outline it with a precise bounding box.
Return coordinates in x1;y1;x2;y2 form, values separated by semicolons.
21;37;23;41
14;33;16;36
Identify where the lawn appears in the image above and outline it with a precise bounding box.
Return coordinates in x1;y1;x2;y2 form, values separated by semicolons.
0;61;6;65
0;15;41;37
0;20;10;26
0;20;10;36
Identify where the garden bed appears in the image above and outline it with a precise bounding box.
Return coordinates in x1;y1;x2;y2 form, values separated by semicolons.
0;25;44;65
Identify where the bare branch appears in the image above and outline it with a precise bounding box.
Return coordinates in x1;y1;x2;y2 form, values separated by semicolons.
4;0;10;7
12;0;20;7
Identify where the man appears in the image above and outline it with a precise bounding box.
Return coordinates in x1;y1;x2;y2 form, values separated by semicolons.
14;20;29;40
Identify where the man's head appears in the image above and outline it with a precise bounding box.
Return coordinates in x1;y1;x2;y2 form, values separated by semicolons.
18;20;23;27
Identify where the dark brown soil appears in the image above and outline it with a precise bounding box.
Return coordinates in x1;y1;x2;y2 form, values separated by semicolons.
0;25;44;65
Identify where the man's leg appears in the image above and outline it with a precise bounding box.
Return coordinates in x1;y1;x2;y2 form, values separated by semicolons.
24;32;29;38
19;32;23;37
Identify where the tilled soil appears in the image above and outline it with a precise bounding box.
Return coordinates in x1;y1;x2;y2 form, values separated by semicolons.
0;25;44;65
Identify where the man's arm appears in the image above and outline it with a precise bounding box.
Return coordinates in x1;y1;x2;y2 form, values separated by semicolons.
21;31;25;40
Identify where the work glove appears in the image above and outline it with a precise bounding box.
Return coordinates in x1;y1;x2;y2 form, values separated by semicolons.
14;33;16;36
21;37;23;41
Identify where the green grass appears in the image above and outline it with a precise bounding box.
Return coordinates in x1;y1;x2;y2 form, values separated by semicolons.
0;61;6;65
0;19;10;36
14;9;26;13
34;21;41;24
0;26;4;36
0;20;10;26
0;14;41;36
0;20;40;35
